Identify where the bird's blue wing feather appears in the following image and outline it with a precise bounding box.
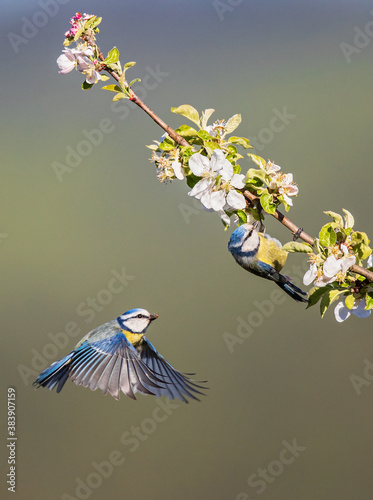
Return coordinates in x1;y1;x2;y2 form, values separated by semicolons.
136;339;207;403
33;353;73;393
256;260;276;276
69;334;164;400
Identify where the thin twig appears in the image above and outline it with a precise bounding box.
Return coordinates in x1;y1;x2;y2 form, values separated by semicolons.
97;49;189;147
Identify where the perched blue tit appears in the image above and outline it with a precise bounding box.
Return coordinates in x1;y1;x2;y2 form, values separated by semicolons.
228;223;308;303
33;308;206;403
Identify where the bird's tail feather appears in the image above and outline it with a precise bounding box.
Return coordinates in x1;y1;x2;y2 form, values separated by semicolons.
33;353;73;393
277;280;308;303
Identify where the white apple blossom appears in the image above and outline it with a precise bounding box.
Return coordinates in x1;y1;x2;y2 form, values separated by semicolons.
188;150;245;213
367;253;373;268
263;160;281;176
188;150;227;210
57;49;78;74
219;161;246;211
76;56;101;84
276;173;299;206
303;249;356;287
334;298;371;322
57;46;95;76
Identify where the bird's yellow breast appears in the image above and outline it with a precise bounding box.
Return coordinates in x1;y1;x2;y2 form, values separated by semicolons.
257;234;287;272
121;330;145;347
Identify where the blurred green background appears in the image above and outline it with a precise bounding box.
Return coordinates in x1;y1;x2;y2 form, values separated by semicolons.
2;1;373;499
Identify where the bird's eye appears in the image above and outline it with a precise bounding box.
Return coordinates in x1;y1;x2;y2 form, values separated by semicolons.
137;314;143;318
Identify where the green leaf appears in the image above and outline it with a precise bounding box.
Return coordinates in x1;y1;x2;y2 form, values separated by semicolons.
225;114;242;134
351;231;370;246
342;208;355;229
100;75;110;81
82;81;94;90
124;61;136;70
307;285;332;308
158;136;176;151
260;192;277;215
320;289;345;317
232;164;241;175
236;210;248;225
175;125;199;139
344;294;355;310
128;78;141;87
200;108;215;129
197;129;212;142
171;104;200;127
203;141;220;154
101;84;122;93
105;47;119;65
246;176;264;188
359;244;372;260
185;173;201;189
282;242;313;253
84;16;102;30
228;136;252;149
319;223;337;247
365;292;373;310
350;232;372;260
324;211;343;226
73;28;84;41
112;92;127;102
247;153;267;169
246;168;267;183
227;145;239;156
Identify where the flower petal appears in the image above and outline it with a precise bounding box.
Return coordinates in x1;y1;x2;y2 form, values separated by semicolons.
352;299;371;319
209;190;226;211
188;178;212;199
231;173;245;189
303;264;317;286
210;149;226;172
219;210;231;225
334;301;351;322
323;255;340;278
172;160;184;180
340;255;356;274
219;161;234;180
85;70;101;84
282;193;293;206
200;190;213;210
57;52;76;74
367;254;373;268
188;153;210;177
226;190;246;210
314;275;336;287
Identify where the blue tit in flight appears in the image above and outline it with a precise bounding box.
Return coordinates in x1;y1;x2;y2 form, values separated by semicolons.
228;223;308;303
33;308;206;403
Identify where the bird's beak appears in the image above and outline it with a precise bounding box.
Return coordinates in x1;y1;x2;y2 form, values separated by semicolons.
150;313;159;321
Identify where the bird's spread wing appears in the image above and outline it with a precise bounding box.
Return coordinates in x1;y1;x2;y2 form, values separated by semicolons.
68;333;164;400
136;339;207;403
